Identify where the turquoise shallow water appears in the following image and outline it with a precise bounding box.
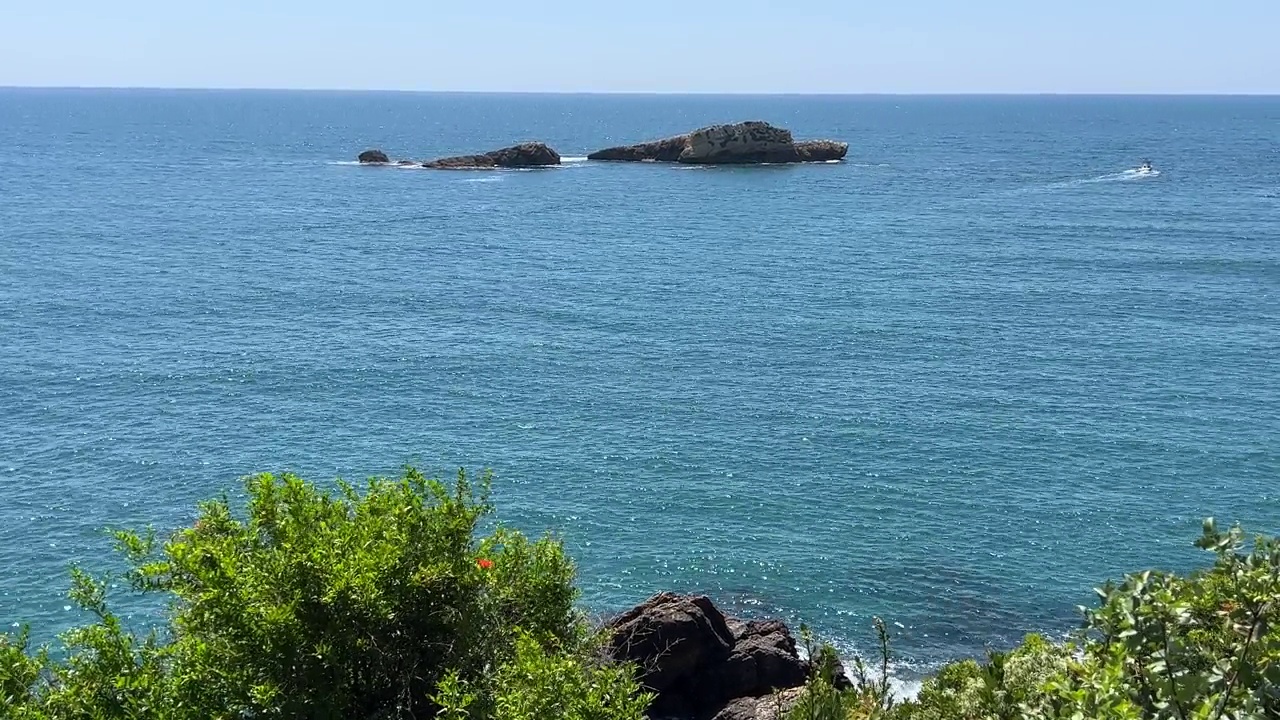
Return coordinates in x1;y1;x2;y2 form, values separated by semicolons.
1;90;1278;670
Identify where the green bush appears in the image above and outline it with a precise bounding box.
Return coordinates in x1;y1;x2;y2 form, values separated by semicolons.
0;630;42;713
1037;519;1280;720
435;631;651;720
786;619;896;720
4;469;1276;720
0;468;649;720
897;658;986;720
788;520;1278;720
890;634;1071;720
785;637;860;720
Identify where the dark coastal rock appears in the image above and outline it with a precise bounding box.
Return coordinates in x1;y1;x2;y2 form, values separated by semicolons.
357;149;390;164
424;142;560;169
605;593;831;720
607;593;734;702
587;122;847;165
587;134;691;162
395;160;417;166
712;618;809;695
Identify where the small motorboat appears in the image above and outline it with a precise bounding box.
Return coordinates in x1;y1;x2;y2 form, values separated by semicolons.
1136;160;1155;175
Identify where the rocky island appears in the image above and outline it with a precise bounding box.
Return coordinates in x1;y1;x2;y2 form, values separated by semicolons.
355;122;845;169
356;142;561;169
357;149;390;164
589;121;848;164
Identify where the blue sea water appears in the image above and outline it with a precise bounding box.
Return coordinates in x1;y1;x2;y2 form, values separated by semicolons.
1;90;1278;674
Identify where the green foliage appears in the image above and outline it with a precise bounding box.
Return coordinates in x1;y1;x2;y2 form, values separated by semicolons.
786;619;896;720
435;631;652;720
991;635;1074;717
786;630;856;720
897;658;986;720
790;520;1278;720
787;672;856;720
0;629;43;716
123;468;549;718
1037;519;1280;720
0;467;648;720
4;471;1276;720
39;569;172;719
892;635;1072;720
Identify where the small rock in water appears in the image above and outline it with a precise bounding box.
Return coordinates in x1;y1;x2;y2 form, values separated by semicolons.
357;149;390;164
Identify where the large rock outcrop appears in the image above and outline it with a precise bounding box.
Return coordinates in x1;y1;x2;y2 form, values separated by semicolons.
424;142;561;169
605;593;839;720
678;121;795;163
357;149;390;164
588;122;847;165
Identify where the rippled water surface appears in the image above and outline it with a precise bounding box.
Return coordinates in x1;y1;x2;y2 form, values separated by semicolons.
1;91;1277;669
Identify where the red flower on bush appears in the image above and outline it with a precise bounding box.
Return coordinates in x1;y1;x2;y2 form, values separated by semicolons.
476;558;494;570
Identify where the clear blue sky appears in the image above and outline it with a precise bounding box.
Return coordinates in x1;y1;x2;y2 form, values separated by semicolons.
3;0;1278;93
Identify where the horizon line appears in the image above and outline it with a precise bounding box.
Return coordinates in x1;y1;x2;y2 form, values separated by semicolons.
2;85;1279;97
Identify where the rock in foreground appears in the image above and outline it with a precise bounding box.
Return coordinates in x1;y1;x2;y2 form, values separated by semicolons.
711;688;806;720
424;142;561;169
588;122;847;165
357;149;390;164
605;592;840;720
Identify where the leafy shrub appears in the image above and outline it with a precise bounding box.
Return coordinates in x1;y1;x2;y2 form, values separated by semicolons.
788;520;1278;720
891;635;1071;720
0;468;648;720
0;630;42;715
435;631;651;720
785;639;856;720
990;634;1073;717
4;469;1276;720
123;468;555;718
787;619;896;720
1038;519;1280;720
895;658;986;720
